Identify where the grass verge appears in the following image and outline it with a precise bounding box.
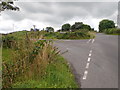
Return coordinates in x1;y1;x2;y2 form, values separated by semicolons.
2;48;13;62
12;56;78;88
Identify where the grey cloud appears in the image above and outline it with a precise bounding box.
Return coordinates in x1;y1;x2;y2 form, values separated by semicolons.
55;2;117;18
1;2;118;32
17;2;54;14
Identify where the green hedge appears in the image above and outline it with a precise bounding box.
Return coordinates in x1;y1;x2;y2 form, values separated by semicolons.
104;28;120;35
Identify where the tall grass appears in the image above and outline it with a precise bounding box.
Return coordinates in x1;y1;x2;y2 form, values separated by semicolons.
2;33;60;88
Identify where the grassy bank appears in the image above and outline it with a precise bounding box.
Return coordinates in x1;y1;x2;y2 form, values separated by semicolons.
104;28;120;35
2;30;96;40
2;33;78;88
12;56;78;88
43;31;95;39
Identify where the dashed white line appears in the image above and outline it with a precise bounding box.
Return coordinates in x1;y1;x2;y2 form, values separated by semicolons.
87;39;91;43
66;40;71;41
83;39;94;80
83;70;88;80
92;39;95;43
90;50;92;53
87;57;91;62
86;63;90;69
89;53;92;56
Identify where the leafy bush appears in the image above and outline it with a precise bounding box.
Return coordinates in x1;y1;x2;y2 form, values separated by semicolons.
2;36;17;49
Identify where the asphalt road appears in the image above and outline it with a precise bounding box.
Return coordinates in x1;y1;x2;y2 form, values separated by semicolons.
54;33;118;88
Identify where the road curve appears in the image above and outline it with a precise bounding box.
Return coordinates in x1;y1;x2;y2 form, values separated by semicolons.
54;33;118;88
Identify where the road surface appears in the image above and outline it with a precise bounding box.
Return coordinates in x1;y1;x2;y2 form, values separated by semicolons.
54;33;118;88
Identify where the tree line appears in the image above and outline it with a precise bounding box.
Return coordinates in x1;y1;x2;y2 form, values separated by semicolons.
44;19;117;33
61;22;94;32
30;22;94;32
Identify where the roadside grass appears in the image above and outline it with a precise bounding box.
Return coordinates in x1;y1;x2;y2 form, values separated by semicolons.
2;29;95;88
105;33;120;35
12;56;78;88
88;31;96;38
2;48;13;62
2;33;78;88
6;31;28;40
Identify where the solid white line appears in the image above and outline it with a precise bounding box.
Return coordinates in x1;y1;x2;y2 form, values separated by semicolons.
86;63;90;69
88;57;91;62
92;39;95;43
89;53;92;56
87;39;91;43
83;70;88;80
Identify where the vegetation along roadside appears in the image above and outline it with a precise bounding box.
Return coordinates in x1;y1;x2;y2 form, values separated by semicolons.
2;32;78;88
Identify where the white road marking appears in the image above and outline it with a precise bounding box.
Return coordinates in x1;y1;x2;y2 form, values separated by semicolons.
87;57;91;62
66;40;71;41
87;39;91;43
89;53;92;56
86;63;90;69
66;48;69;51
90;50;92;53
92;39;95;43
83;70;88;80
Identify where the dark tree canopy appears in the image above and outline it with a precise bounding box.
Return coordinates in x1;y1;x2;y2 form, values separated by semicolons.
71;22;92;31
82;24;91;30
71;22;83;31
62;23;71;32
46;27;54;32
0;1;19;12
75;22;83;29
30;28;34;31
71;24;76;31
99;19;115;32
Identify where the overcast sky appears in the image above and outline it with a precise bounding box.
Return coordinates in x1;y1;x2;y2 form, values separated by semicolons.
0;1;119;33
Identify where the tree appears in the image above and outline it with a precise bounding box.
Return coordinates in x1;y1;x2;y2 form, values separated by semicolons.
99;19;115;32
91;28;94;31
71;22;83;31
30;28;34;31
71;24;76;31
46;27;54;32
0;0;19;12
57;29;61;32
82;24;91;30
62;23;71;32
75;22;83;29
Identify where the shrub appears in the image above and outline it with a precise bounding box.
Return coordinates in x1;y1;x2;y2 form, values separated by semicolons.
2;36;17;49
